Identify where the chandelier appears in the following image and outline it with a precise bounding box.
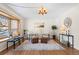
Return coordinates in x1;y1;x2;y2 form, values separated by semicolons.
38;6;48;15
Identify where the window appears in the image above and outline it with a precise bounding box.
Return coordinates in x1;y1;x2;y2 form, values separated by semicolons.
0;15;9;38
11;20;18;37
0;14;19;38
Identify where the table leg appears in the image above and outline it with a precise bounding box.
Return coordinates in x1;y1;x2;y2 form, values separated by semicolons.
19;39;21;45
7;42;8;49
13;42;15;49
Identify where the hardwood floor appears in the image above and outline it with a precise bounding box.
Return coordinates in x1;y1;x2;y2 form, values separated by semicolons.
0;39;79;55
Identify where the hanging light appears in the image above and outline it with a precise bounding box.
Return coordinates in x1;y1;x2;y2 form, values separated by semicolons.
38;6;48;15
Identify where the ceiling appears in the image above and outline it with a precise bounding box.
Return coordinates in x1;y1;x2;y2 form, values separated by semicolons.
2;3;79;20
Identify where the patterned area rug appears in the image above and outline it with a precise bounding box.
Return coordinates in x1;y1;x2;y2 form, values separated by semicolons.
15;43;64;50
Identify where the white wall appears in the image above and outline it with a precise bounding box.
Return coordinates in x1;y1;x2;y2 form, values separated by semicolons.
69;7;79;49
24;18;56;34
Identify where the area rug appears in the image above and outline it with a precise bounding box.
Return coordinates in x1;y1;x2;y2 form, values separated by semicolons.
15;43;64;50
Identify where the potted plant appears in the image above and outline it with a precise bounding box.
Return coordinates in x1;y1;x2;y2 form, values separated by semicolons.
23;29;27;35
51;25;57;39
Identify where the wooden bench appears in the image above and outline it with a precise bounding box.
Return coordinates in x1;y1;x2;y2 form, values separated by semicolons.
7;36;23;49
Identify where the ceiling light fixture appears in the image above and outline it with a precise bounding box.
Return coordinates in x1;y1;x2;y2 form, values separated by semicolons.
38;6;48;15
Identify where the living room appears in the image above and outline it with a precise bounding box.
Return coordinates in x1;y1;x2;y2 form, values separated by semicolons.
0;3;79;55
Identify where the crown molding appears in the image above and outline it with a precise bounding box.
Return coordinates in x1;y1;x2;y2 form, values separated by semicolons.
0;4;23;21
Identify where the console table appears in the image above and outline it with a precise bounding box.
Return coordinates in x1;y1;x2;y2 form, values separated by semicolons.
59;34;74;48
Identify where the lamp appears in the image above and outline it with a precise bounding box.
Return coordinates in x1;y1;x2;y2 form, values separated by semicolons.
60;25;67;34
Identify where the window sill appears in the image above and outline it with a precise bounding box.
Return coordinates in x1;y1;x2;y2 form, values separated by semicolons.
0;38;10;43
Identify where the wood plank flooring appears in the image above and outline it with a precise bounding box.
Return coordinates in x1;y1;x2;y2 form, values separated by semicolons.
1;39;79;55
